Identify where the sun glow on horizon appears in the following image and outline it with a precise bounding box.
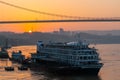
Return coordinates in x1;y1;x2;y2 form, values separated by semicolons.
0;0;120;32
28;30;32;33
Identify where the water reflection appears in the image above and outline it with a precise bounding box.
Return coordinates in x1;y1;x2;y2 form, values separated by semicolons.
46;75;101;80
0;59;12;67
30;70;102;80
0;59;101;80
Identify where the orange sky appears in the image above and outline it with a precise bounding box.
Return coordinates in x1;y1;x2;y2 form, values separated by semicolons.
0;0;120;33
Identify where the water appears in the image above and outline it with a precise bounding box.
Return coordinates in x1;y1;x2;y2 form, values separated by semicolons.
0;44;120;80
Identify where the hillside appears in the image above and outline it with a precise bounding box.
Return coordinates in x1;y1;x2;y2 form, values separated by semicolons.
0;32;120;46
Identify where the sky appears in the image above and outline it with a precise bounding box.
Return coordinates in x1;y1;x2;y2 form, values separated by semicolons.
0;0;120;33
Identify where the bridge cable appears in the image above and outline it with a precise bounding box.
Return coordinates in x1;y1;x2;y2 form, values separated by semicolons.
0;0;81;19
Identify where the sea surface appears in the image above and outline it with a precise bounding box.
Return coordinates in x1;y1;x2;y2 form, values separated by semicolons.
0;44;120;80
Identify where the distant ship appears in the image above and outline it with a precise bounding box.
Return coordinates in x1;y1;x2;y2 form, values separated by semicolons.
31;41;103;75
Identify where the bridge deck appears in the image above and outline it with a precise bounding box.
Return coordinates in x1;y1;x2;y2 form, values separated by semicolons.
0;19;120;24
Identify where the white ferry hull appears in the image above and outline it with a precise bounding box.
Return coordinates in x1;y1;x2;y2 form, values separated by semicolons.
31;59;102;75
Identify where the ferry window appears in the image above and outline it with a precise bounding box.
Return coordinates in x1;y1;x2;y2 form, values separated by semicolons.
77;57;79;60
81;51;84;53
73;56;76;60
88;56;90;59
91;56;93;59
87;52;90;55
73;51;76;53
89;51;91;54
84;56;87;59
95;56;98;59
85;51;88;54
80;56;82;60
80;62;83;65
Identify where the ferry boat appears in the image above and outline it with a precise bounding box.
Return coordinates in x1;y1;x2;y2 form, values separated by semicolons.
11;50;25;62
31;41;103;75
0;47;9;58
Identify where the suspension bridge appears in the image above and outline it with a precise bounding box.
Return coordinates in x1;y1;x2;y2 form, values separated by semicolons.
0;0;120;24
0;19;120;24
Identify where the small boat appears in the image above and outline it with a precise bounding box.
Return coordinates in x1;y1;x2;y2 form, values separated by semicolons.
4;66;14;71
18;66;28;70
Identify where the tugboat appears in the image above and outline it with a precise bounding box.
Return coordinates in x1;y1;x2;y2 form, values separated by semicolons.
31;41;103;75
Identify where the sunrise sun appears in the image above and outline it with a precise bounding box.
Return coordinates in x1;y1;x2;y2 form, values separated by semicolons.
28;30;32;33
